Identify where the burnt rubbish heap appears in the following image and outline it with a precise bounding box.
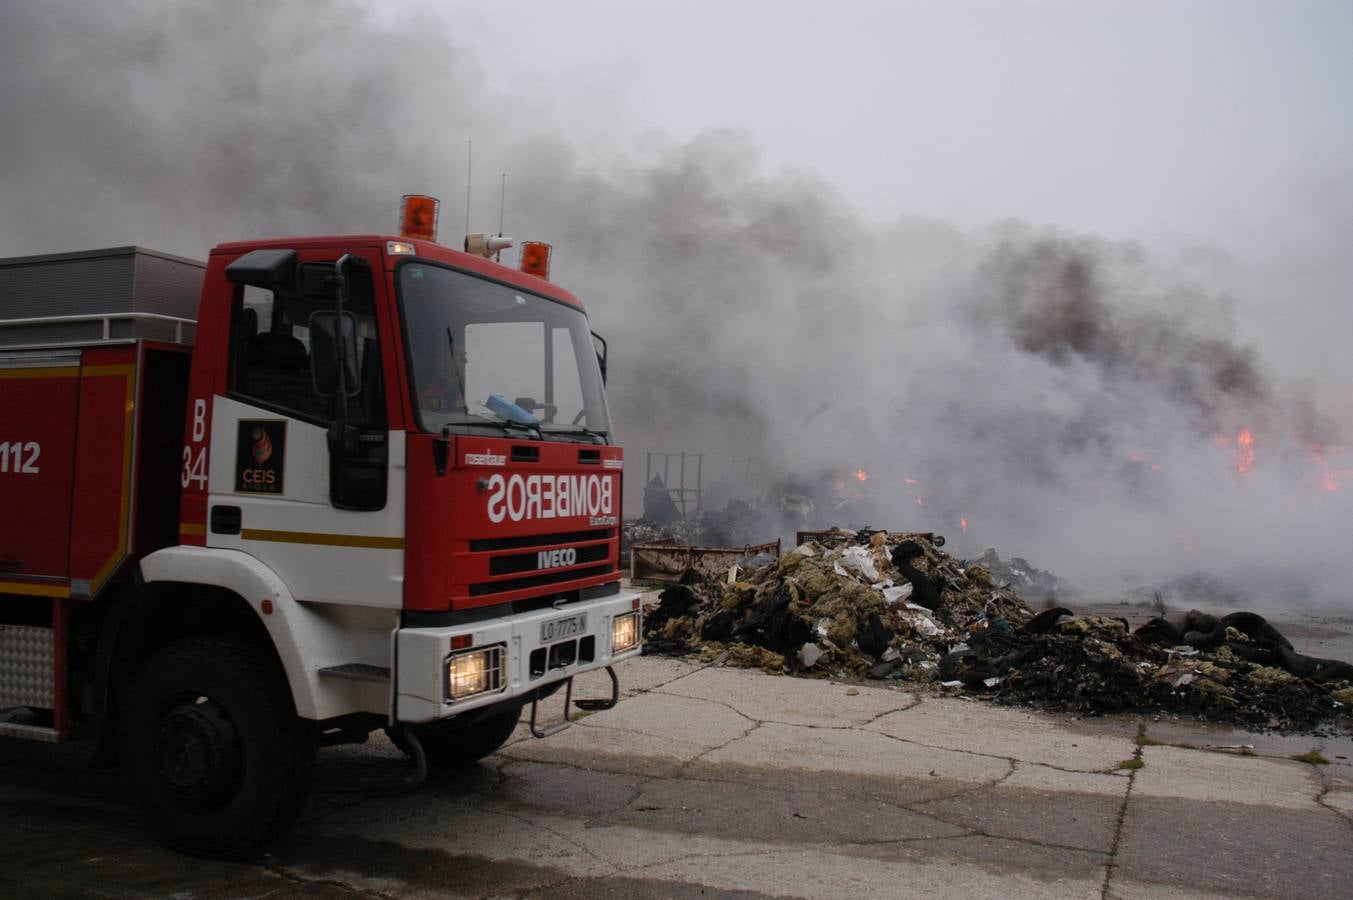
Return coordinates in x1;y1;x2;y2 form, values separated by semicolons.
640;530;1353;732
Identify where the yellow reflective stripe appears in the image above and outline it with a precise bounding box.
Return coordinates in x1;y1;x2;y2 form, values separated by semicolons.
179;522;207;536
0;580;71;598
0;365;134;378
241;528;404;550
90;367;135;595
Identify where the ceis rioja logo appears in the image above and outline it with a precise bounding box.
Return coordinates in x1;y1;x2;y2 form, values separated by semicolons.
235;420;286;494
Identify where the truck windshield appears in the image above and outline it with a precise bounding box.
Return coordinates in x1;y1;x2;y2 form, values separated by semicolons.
398;263;611;441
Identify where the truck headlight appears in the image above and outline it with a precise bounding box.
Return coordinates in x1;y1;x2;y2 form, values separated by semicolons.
446;645;505;701
612;612;640;654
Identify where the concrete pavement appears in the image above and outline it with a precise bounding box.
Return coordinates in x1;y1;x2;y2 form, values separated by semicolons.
3;654;1352;898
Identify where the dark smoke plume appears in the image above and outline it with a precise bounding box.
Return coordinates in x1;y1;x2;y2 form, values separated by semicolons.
2;0;1348;605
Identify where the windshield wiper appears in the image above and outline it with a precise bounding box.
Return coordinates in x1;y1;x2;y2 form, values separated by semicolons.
544;425;609;443
482;417;543;441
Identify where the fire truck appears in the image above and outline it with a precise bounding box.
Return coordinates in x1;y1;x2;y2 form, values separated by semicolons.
0;197;640;857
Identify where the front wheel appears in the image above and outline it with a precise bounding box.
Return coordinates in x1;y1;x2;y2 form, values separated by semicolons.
120;638;315;858
387;707;522;767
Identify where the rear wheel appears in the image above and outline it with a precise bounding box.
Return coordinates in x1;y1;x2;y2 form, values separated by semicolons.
387;707;522;767
120;638;314;858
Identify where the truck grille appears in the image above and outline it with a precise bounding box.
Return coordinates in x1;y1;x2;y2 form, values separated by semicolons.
468;565;614;597
469;528;614;552
488;544;610;576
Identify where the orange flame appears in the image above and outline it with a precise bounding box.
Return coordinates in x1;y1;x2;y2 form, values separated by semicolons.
854;469;869;482
959;516;968;533
1235;428;1255;475
1310;444;1348;493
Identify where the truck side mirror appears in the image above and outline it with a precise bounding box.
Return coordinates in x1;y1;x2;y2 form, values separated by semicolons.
592;331;608;384
310;310;360;397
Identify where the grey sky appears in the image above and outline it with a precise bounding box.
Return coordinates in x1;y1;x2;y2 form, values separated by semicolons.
451;0;1353;241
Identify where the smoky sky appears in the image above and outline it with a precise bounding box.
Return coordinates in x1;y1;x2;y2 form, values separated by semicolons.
2;0;1350;605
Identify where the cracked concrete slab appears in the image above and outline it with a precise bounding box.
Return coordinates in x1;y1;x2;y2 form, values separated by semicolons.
1004;760;1131;797
495;759;646;819
1133;744;1323;809
498;690;757;776
497;721;711;776
541;875;789;898
1142;718;1353;769
637;844;1105;899
574;688;758;742
843;832;1110;883
1114;795;1353;899
656;666;917;727
5;653;1350;898
311;803;619;878
576;654;705;698
611;773;966;845
700;720;1013;786
1107;879;1248;899
1323;790;1353;816
912;783;1123;853
866;697;1136;771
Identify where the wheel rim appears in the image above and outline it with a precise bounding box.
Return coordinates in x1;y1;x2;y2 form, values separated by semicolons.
152;697;243;808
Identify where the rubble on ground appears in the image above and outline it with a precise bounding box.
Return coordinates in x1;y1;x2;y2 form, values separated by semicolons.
640;529;1351;731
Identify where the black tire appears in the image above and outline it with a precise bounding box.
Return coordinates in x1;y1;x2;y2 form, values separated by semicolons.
119;638;315;859
387;707;522;767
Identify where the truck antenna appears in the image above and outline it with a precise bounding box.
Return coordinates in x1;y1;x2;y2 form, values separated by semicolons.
496;173;506;262
464;139;473;242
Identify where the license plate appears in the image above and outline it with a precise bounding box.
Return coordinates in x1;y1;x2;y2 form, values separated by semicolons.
541;613;587;643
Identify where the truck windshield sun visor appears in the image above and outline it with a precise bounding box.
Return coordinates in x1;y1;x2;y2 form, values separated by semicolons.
225;248;298;291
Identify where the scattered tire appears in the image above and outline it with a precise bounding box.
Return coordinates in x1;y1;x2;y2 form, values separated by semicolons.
387;707;522;767
119;638;315;858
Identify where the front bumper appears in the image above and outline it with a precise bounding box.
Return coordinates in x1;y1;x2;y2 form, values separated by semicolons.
395;590;641;723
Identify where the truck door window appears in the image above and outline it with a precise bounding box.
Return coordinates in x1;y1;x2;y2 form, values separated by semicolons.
228;271;385;429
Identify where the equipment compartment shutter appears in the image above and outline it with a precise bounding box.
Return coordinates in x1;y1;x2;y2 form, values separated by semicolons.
0;356;81;580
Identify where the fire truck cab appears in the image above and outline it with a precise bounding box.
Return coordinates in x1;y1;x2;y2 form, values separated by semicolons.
0;220;639;857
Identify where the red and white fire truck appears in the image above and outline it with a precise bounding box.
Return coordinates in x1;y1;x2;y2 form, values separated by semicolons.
0;197;640;857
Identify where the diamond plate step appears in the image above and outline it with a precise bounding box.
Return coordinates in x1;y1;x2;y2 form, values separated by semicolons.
0;624;53;708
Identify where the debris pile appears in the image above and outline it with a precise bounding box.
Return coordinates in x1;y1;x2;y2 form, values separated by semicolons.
967;548;1073;604
641;530;1351;731
624;483;818;558
623;517;705;550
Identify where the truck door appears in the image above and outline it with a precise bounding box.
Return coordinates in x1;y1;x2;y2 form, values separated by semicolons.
206;249;404;609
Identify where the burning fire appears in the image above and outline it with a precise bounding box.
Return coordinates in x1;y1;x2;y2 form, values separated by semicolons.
959;515;968;533
1310;444;1350;493
1235;428;1255;475
1127;451;1162;473
854;469;869;482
